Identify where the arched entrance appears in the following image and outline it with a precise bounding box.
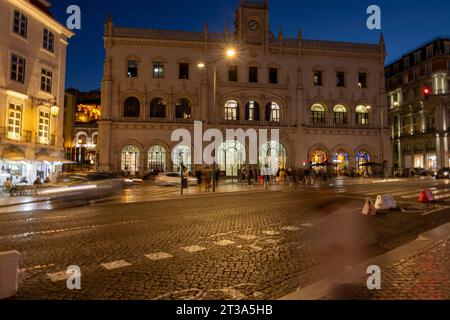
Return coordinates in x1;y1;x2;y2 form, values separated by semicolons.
148;145;166;172
356;150;372;175
333;150;350;175
259;141;288;173
121;145;140;176
172;145;191;172
218;141;245;177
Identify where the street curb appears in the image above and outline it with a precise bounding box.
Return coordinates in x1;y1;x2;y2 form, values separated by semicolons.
0;197;50;209
279;222;450;300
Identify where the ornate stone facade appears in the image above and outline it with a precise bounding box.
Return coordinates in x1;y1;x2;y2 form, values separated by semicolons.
98;0;391;177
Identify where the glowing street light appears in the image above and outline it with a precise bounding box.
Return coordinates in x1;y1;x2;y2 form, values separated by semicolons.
226;48;236;58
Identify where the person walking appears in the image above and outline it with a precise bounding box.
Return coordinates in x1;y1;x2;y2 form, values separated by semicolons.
248;169;254;187
196;170;203;192
204;169;212;193
264;165;270;190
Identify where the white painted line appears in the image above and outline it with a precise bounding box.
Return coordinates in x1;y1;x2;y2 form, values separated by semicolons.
238;235;258;240
301;223;314;228
215;240;236;246
145;252;173;261
248;244;263;252
263;230;280;236
47;271;69;282
101;260;132;270
181;245;206;253
281;226;300;232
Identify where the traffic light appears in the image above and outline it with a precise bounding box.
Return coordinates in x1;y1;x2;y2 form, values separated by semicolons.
423;87;431;100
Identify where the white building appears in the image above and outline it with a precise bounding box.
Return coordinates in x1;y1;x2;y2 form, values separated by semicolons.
98;0;391;177
0;0;73;185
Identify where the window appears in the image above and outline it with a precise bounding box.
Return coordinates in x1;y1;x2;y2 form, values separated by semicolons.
175;98;192;119
414;52;421;64
311;104;325;124
7;104;22;141
403;57;410;69
13;10;27;38
356;105;369;125
43;29;54;52
314;71;323;86
245;101;259;121
77;134;87;145
249;66;258;83
38;110;50;144
153;62;164;79
40;68;53;93
426;64;432;76
149;98;166;118
228;66;238;82
333;105;347;125
269;68;278;84
148;145;166;172
127;61;138;78
445;43;450;55
11;54;26;83
266;102;280;122
123;97;140;118
179;63;189;80
121;145;140;174
358;73;367;88
224;100;239;121
336;71;345;87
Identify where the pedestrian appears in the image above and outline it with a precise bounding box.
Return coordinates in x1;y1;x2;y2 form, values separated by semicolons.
44;176;51;184
215;169;220;188
248;169;254;186
4;178;14;195
204;169;212;192
33;177;42;185
264;165;270;190
196;170;203;192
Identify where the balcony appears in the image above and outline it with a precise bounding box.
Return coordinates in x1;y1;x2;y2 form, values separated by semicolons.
303;123;378;130
0;127;32;143
222;120;289;127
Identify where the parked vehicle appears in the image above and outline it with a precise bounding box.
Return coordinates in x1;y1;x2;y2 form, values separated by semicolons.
154;172;197;186
436;168;450;179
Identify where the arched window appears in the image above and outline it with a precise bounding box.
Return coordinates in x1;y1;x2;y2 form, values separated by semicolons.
150;98;166;118
224;100;239;121
175;98;192;119
356;105;369;125
311;104;325;124
333;105;347;125
265;102;280;122
123;97;140;118
77;134;87;146
92;133;98;146
218;141;246;176
245;101;260;121
148;145;166;172
121;145;140;175
172;145;191;172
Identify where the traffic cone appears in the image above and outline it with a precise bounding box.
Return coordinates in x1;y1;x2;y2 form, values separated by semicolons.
362;199;377;216
419;189;435;203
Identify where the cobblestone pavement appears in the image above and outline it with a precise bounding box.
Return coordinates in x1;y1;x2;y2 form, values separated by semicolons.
1;178;450;300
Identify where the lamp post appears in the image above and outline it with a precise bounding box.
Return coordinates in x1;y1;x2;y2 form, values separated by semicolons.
197;48;237;192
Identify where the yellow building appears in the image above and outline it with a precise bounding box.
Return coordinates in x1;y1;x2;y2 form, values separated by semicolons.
0;0;73;185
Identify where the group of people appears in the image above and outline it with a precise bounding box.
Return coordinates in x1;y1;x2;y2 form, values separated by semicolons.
195;168;220;192
2;176;52;196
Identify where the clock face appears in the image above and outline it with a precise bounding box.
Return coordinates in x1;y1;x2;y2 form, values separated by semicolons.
248;20;259;31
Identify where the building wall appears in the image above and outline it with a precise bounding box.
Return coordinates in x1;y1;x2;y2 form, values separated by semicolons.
98;2;391;176
0;0;73;183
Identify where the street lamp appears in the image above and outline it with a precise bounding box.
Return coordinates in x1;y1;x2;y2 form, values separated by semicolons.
197;48;237;192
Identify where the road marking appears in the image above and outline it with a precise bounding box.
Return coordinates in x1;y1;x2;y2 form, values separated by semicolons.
182;245;206;253
263;230;280;236
301;223;314;228
47;271;70;282
422;206;450;216
145;252;173;261
215;240;236;246
248;244;263;251
238;235;258;240
101;260;132;270
281;226;300;231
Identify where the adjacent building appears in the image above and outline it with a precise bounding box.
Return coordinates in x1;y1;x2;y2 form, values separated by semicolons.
98;0;391;177
386;38;450;171
0;0;73;184
64;88;100;170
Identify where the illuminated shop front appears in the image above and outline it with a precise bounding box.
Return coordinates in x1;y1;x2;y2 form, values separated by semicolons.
333;151;350;175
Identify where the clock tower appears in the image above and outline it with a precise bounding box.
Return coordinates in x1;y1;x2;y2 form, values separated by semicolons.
234;0;269;45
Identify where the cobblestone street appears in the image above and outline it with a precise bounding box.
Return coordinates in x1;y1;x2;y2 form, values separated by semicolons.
1;178;450;300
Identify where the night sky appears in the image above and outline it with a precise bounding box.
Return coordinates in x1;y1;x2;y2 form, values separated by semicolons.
49;0;450;91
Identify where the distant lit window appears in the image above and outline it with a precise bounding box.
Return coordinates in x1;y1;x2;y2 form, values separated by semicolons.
314;71;323;86
358;73;367;88
150;98;166;118
266;102;280;122
311;104;325;124
246;101;259;121
153;62;164;78
356;105;369;125
333;105;347;124
175;98;192;119
224;100;239;121
13;10;27;38
336;71;345;87
7;103;22;141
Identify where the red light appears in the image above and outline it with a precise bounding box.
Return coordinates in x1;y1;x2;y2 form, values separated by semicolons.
424;88;430;95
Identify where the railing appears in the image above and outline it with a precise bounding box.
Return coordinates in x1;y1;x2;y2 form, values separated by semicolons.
222;119;289;127
303;123;379;130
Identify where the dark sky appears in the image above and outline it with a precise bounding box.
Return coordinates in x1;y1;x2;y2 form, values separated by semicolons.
50;0;450;91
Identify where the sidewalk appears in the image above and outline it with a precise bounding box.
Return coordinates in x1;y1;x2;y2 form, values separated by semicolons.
281;223;450;300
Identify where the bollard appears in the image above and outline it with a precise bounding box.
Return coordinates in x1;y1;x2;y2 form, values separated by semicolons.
0;251;22;300
374;194;397;210
419;189;436;203
362;198;377;216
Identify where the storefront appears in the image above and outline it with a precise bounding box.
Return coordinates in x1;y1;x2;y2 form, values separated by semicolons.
333;151;350;175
